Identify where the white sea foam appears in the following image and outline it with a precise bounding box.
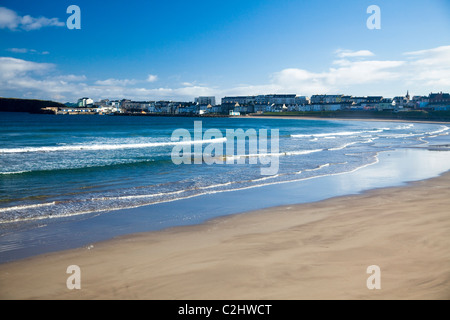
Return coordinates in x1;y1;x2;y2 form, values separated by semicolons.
374;126;448;140
225;148;324;160
304;163;331;172
91;190;187;201
426;126;449;136
281;149;324;156
0;155;382;224
395;124;414;130
0;138;227;154
361;137;379;144
0;171;30;175
328;142;358;151
291;129;384;139
0;202;56;213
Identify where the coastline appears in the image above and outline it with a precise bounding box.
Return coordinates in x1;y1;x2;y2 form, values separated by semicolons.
1;116;450;299
0;169;449;300
2;147;450;265
3;110;450;125
242;114;450;125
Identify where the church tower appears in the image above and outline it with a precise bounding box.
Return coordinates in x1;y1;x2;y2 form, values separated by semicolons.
406;90;410;102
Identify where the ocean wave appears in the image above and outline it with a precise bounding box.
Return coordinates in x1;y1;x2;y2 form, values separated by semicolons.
426;126;449;136
374;126;449;139
304;163;331;172
0;155;379;224
0;171;31;175
328;142;358;151
225;149;324;160
0;138;227;154
291;129;384;139
91;189;186;201
395;124;414;130
0;202;56;213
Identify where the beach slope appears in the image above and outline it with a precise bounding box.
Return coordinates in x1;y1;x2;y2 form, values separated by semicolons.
1;173;449;300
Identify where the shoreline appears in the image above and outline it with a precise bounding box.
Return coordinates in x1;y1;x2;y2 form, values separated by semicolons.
1;167;450;299
241;114;450;125
2;147;450;265
3;111;450;125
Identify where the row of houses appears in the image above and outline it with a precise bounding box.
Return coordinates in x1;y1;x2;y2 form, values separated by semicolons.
49;93;450;115
222;94;309;106
223;92;450;114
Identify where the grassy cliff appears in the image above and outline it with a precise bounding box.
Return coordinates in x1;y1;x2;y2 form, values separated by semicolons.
0;98;65;114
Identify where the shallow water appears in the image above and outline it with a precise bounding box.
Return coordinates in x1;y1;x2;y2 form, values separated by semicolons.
1;113;450;263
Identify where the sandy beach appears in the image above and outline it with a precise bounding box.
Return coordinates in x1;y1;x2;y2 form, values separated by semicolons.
1;170;449;300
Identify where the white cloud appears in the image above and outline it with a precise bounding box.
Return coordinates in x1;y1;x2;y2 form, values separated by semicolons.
335;49;375;58
147;74;158;83
0;7;64;31
0;7;19;30
404;45;450;58
403;45;450;87
268;60;404;96
0;57;54;79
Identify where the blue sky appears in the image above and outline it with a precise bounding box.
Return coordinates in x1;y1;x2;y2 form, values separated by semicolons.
1;0;449;102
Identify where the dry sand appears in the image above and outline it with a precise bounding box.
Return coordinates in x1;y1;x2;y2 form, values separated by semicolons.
1;172;449;300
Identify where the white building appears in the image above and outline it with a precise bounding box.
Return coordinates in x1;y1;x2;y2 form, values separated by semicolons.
78;97;94;107
110;101;122;112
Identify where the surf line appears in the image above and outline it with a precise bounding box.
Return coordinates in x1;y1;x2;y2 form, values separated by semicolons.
171;121;280;176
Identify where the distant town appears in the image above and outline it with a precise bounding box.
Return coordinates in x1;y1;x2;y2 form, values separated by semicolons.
41;92;450;116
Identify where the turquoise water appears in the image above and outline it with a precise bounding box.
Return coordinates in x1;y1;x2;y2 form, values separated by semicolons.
0;113;449;224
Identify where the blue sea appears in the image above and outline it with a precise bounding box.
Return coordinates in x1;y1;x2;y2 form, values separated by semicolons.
1;113;450;262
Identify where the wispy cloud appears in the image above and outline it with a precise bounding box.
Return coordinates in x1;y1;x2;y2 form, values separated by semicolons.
6;48;28;53
55;75;87;82
95;78;138;86
146;74;158;83
0;7;65;31
7;48;50;55
335;49;375;58
403;45;450;87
